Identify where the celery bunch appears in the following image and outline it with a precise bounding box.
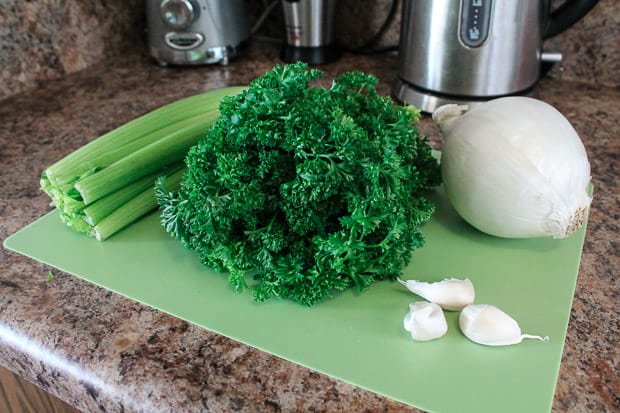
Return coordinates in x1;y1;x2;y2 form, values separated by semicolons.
41;86;246;241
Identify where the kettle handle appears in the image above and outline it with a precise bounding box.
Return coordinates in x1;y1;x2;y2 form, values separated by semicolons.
544;0;600;39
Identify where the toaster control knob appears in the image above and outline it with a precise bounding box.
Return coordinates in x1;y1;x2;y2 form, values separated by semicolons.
160;0;198;30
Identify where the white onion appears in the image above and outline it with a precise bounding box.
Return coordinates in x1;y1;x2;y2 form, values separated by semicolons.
433;97;592;239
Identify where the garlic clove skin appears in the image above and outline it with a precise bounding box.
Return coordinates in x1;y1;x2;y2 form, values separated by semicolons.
459;304;549;346
398;277;475;311
403;301;448;341
433;97;592;239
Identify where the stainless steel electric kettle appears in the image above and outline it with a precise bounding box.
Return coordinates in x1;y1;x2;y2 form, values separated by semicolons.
393;0;599;112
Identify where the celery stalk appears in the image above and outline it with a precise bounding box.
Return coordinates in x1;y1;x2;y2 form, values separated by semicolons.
44;86;246;185
81;163;184;225
40;111;218;210
40;114;204;209
75;110;218;204
40;85;247;241
92;168;185;241
60;113;211;185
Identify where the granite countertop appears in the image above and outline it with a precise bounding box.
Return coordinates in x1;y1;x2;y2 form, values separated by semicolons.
1;42;618;413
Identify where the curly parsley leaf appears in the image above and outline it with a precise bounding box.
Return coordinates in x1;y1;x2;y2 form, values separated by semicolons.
157;62;440;306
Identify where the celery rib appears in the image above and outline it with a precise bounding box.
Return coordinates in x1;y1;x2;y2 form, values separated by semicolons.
75;110;218;205
44;86;246;185
82;163;184;225
92;168;185;241
40;85;247;241
70;112;213;180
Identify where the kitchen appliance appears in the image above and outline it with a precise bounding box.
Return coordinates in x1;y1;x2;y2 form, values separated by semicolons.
146;0;251;66
281;0;341;65
393;0;599;112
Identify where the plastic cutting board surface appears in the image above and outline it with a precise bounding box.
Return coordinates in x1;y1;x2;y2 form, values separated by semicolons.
3;186;588;413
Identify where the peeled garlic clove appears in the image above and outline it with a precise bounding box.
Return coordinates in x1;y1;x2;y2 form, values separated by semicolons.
398;277;475;311
403;301;448;341
459;304;549;346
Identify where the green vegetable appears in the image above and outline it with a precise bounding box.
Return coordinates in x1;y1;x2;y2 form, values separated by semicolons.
43;87;246;186
93;167;185;241
74;110;219;204
81;164;182;226
156;63;440;306
41;86;246;240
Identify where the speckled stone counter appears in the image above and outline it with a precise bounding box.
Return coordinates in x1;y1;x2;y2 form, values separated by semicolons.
1;42;618;412
1;0;618;101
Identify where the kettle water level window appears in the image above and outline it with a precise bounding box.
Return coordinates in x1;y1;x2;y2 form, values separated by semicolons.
460;0;492;47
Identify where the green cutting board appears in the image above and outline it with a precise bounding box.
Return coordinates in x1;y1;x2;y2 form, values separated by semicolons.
4;186;588;413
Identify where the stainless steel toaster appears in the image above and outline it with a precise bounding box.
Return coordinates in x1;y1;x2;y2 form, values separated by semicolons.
146;0;251;66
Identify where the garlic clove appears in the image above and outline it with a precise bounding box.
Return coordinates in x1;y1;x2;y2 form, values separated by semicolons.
459;304;549;346
403;301;448;341
398;277;475;311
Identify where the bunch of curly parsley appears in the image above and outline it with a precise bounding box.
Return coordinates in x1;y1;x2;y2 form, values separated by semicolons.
156;63;440;306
